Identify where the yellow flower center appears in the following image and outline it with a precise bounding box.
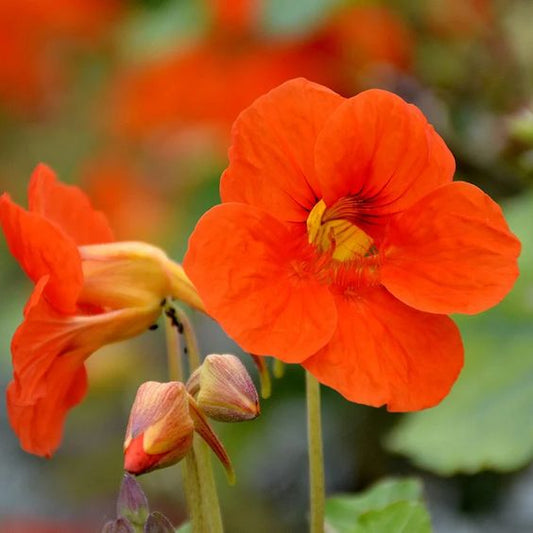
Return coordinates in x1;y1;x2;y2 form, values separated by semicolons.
306;198;374;262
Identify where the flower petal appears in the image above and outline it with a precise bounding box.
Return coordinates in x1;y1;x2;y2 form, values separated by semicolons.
381;182;521;314
7;356;88;458
0;192;83;313
303;288;463;411
184;203;337;362
314;89;454;239
28;163;114;245
7;290;161;457
220;78;345;222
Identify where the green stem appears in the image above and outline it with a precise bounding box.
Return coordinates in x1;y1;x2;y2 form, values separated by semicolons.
164;308;202;532
195;439;224;533
183;448;206;533
306;371;325;533
169;302;225;532
164;311;183;382
173;305;201;371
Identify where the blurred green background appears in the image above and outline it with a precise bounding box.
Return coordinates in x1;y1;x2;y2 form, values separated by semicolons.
0;0;532;531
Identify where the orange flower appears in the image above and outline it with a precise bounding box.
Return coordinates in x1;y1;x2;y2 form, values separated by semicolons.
110;38;326;145
109;3;411;146
184;78;521;411
0;164;203;457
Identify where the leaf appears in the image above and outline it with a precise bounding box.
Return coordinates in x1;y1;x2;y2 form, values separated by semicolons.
325;478;431;533
358;501;431;533
386;192;533;474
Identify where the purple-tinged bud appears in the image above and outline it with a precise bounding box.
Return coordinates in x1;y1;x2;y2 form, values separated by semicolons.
101;518;135;533
187;354;260;422
144;512;174;533
117;473;149;526
124;381;194;475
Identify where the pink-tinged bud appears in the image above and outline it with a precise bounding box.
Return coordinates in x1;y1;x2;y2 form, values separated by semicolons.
144;512;174;533
123;382;194;475
187;354;260;423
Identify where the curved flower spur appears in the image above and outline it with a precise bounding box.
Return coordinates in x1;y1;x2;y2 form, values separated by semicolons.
0;164;204;457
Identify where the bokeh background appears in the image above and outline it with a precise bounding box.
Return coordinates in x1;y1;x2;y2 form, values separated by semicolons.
0;0;532;531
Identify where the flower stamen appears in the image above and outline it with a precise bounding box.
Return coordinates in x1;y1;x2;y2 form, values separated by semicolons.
306;198;374;262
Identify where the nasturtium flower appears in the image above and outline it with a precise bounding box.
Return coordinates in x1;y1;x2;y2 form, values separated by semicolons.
0;164;204;457
184;78;521;411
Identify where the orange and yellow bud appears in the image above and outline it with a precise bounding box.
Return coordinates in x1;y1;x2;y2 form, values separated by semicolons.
123;381;194;475
187;354;260;422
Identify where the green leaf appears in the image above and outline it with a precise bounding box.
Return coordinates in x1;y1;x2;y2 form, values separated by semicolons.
325;478;431;533
358;501;431;533
386;192;533;474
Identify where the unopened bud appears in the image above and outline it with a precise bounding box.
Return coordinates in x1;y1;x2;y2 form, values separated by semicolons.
144;512;174;533
101;518;134;533
124;382;194;475
117;473;149;526
187;354;260;422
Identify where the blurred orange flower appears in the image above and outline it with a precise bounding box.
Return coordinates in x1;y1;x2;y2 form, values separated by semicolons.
0;164;203;457
80;156;171;242
184;78;521;411
110;3;412;146
0;0;123;114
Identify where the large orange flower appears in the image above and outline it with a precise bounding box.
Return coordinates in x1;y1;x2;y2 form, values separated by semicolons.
184;78;520;411
0;164;203;457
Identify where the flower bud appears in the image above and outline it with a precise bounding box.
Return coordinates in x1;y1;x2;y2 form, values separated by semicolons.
124;381;194;475
117;473;149;526
101;518;135;533
144;512;174;533
187;354;260;423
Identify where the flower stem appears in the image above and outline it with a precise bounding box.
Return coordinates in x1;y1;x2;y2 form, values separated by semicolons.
164;311;183;382
173;305;202;371
183;449;206;533
195;439;224;533
306;371;325;533
165;310;203;531
167;302;224;533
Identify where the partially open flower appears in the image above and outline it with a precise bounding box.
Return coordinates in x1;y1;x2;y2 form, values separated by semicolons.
0;164;205;457
187;354;260;422
123;382;194;475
